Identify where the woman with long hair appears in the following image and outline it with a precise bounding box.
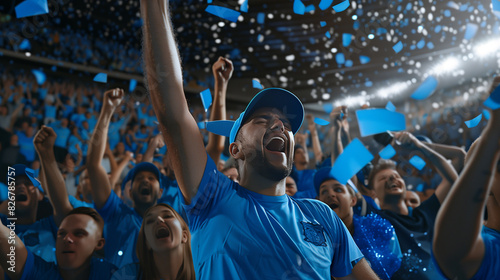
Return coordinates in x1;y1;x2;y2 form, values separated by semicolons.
111;203;195;280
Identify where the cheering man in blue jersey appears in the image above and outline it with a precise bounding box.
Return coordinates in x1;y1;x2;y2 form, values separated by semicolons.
140;1;378;279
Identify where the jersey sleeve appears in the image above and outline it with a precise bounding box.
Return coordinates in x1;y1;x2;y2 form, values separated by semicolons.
96;191;123;223
179;155;234;231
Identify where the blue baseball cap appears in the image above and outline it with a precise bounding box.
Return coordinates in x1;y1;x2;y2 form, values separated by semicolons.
11;164;44;193
205;88;304;143
314;167;358;196
127;162;161;188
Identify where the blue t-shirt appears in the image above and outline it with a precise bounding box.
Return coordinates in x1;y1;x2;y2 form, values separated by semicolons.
472;226;500;279
158;176;187;222
290;168;317;199
49;123;71;149
377;194;444;280
0;214;57;263
182;157;363;279
44;105;56;119
9;250;117;280
97;191;141;268
16;131;36;162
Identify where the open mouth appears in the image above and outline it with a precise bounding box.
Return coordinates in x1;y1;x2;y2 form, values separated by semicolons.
17;194;28;202
140;188;151;195
328;203;339;210
265;137;285;153
386;183;399;190
155;227;170;239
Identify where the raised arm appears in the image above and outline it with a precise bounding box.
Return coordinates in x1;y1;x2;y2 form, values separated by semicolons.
34;126;73;226
421;142;466;173
330;106;347;166
142;134;164;163
393;132;458;203
433;76;500;279
0;220;27;280
305;114;324;166
86;89;124;209
206;57;233;164
141;0;207;204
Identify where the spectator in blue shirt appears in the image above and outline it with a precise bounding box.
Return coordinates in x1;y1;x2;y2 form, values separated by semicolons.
0;207;116;280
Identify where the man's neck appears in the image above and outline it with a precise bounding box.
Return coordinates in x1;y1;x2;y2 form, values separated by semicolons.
134;202;155;218
59;259;91;280
381;200;409;215
239;173;286;196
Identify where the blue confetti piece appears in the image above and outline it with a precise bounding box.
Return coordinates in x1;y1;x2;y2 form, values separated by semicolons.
447;1;460;9
240;0;248;12
336;53;345;64
51;66;57;72
464;23;478;40
415;183;424;192
325;31;331;38
252;79;263;89
323;104;333;114
365;81;373;87
482;109;490;120
342;33;352;47
319;0;334;10
393;41;403;53
93;73;107;83
356;109;406;137
385;101;396;112
293;0;306;15
464;114;482;128
314;117;330;126
379;144;396;159
427;42;435;49
483;84;500;109
200;89;212;111
345;60;353;67
359;55;371;64
444;10;451;17
31;69;46;85
416;39;425;49
434;25;442;33
331;138;374;185
19;39;31;50
197;122;206;129
409;155;426;170
410;76;438;100
333;0;350;12
15;0;49;18
257;12;265;24
129;79;137;92
320;21;327;27
207;0;212;3
305;4;315;12
205;5;240;22
205;120;235;136
493;0;500;12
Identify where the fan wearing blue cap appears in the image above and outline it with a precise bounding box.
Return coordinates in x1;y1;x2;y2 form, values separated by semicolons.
0;164;58;263
140;1;377;279
86;88;164;268
315;167;402;280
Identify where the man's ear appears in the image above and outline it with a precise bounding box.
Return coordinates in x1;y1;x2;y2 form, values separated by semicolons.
229;142;244;160
95;238;105;251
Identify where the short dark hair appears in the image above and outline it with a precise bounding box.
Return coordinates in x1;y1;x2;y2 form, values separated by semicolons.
368;160;397;189
66;207;104;237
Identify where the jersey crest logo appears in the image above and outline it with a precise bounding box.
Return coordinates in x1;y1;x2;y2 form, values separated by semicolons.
301;221;327;247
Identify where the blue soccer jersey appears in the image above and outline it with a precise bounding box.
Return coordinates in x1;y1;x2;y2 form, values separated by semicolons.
182;157;363;279
97;191;141;268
